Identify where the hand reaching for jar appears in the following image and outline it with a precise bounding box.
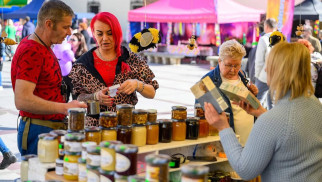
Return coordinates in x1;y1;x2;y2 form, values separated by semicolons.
94;87;114;107
118;79;138;95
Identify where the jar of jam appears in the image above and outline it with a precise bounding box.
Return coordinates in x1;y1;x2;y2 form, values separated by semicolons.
198;118;209;138
172;119;186;141
132;109;148;125
131;124;147;147
115;144;138;176
85;126;101;145
100;169;115;181
99;111;118;128
20;154;37;181
86;145;101;167
117;125;132;144
186;117;200;139
171;106;187;120
194;103;205;118
68;108;86;132
147;109;157;123
181;165;209;181
64;133;85;152
78;158;87;182
158;119;172;143
100;141;122;171
116;104;134;126
81;141;96;160
38;133;58;163
63;151;81;181
101;127;117;141
145;154;171;182
146;122;159;145
86;165;100;182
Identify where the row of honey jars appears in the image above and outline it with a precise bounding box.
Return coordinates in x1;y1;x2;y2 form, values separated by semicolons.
116;104;158;126
195;103;218;136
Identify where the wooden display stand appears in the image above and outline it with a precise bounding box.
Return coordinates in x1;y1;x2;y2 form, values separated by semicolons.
45;171;77;182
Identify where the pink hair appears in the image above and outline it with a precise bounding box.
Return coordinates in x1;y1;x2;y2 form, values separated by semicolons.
297;39;314;54
90;12;122;56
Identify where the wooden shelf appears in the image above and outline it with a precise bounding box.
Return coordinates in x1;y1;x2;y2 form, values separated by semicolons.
169;157;228;172
138;136;220;154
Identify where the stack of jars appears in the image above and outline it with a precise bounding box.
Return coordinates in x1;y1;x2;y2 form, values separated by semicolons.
146;109;159;145
99;111;118;141
116;104;134;144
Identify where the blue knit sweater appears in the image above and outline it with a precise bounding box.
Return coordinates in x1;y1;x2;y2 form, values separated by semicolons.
219;92;322;182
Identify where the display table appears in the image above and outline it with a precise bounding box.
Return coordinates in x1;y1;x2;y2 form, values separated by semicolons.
45;171;77;182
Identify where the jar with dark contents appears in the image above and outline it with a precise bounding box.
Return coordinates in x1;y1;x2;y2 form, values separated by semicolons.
115;144;138;176
132;109;148;125
117;125;132;144
158;119;172;143
147;109;157;123
186;117;200;139
85;126;101;145
99;111;118;128
86;145;101;167
116;104;134;126
68;108;86;132
171;106;187;120
64;133;85;152
100;127;117;141
100;169;115;181
100;141;122;171
146;122;159;145
172;119;186;141
181;165;209;181
145;154;171;182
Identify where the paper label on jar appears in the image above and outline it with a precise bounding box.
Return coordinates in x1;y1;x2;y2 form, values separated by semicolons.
87;153;101;166
87;171;100;182
64;141;82;152
55;166;63;175
116;153;130;172
181;176;203;182
78;164;87;179
101;149;114;167
100;175;112;182
146;165;160;180
81;151;88;160
63;162;78;175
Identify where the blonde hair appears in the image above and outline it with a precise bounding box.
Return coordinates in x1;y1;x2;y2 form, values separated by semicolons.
266;42;314;102
219;39;246;61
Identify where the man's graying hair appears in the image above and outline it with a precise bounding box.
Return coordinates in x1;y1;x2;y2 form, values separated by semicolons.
37;0;74;27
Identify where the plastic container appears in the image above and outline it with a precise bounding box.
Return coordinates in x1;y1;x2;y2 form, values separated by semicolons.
63;151;81;180
115;144;138;176
145;154;171;182
100;141;122;171
158;119;172;143
68;108;86;132
116;104;134;126
132;109;148;125
101;127;117;141
171;106;187;120
20;154;37;181
85;126;101;145
147;109;157;123
181;165;209;181
172;119;186;141
186;117;200;139
117;125;132;144
38;133;58;163
131;124;147;147
64;133;85;152
146;122;159;145
99;111;118;128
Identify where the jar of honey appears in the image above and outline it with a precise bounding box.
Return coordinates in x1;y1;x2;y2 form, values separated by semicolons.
116;104;134;126
145;154;171;182
147;109;157;123
171;106;187;120
101;127;117;141
86;145;101;167
172;119;186;141
64;133;85;152
115;144;138;176
132;109;148;125
100;141;122;171
186;117;200;139
85;126;101;145
68;108;86;132
63;151;81;181
99;111;118;128
209;125;219;136
146;122;159;145
117;125;132;144
131;124;147;147
199;118;209;138
158;119;172;143
181;165;209;181
194;103;205;118
38;133;58;163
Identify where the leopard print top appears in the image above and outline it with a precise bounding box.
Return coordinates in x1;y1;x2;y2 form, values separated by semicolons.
68;47;159;126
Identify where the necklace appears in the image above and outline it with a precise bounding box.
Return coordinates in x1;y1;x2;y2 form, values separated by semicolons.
33;32;49;48
97;48;117;61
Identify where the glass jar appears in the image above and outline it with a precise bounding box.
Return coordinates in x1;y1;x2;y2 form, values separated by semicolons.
209;125;219;136
147;109;157;123
186;117;200;139
50;130;67;159
87;165;100;182
194;103;205;118
99;111;118;128
64;133;85;152
171;106;187;120
117;125;132;144
131;124;147;147
132;109;148;125
86;145;101;167
145;154;171;182
38;133;58;163
172;119;186;141
146;122;159;145
199;118;209;138
100;169;115;182
68;108;86;132
78;158;87;182
115;174;128;182
115;144;138;176
116;104;134;126
158;119;172;143
20;154;37;181
63;151;81;181
101;127;117;141
81;141;96;160
85;126;101;145
181;165;209;181
128;175;146;182
55;158;63;176
100;141;122;171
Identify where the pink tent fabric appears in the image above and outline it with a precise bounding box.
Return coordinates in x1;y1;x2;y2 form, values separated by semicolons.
128;0;264;24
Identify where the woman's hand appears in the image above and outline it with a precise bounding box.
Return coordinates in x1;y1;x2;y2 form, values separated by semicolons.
95;87;114;107
248;82;258;96
238;101;266;117
118;79;138;95
204;102;230;131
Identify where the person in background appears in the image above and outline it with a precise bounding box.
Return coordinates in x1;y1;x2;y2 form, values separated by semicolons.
205;42;322;181
302;25;321;53
68;32;88;59
68;12;159;127
0;38;4;91
11;0;86;155
78;22;92;49
21;16;35;39
199;39;258;147
0;137;17;169
5;19;16;42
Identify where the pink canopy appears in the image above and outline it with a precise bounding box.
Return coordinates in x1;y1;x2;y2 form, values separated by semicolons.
128;0;264;24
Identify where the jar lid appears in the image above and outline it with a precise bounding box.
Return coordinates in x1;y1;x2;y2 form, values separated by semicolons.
65;133;85;141
127;175;146;182
100;141;122;149
194;103;202;108
86;164;100;170
147;109;157;114
145;154;171;165
99;126;117;130
157;119;172;123
38;133;57;140
172;119;186;122
81;141;96;148
117;125;132;130
100;111;117;117
132;123;146;127
86;145;101;154
99;168;115;175
132;109;148;114
56;158;63;164
85;126;101;132
115;144;138;153
181;165;209;175
116;104;134;109
171;106;187;110
68;108;86;113
146;122;159;125
21;154;37;161
50;130;67;136
64;151;81;156
186;117;200;122
78;158;86;164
